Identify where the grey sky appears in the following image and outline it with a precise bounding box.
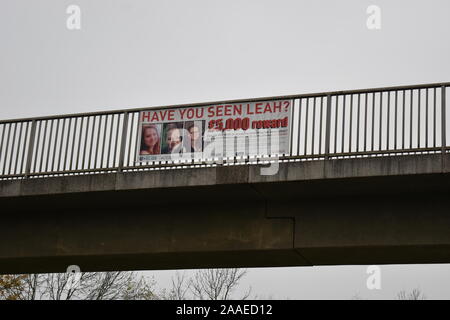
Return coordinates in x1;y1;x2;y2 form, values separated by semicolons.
1;0;450;299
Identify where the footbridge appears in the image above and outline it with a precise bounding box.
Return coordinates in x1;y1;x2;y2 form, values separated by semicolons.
1;82;450;274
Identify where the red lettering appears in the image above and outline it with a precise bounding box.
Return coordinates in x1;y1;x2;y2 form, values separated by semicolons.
196;108;204;118
233;118;242;130
141;112;151;122
252;120;262;129
186;108;194;119
224;105;232;116
246;104;254;115
273;101;282;112
179;109;187;119
234;104;242;116
151;112;160;122
255;103;263;114
242;117;250;130
225;118;233;130
251;117;288;129
216;105;223;117
160;110;168;121
208;106;215;117
216;119;223;130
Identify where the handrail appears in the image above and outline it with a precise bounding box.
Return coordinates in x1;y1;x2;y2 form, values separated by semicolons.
1;82;449;124
0;82;448;180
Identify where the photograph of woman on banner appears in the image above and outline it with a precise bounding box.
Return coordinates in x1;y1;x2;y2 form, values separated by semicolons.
140;124;161;155
184;120;205;153
161;122;186;154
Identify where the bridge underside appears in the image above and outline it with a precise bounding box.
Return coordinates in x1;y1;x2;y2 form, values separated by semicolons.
1;153;450;274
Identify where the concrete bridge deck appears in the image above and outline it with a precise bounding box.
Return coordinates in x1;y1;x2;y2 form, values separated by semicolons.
1;153;450;274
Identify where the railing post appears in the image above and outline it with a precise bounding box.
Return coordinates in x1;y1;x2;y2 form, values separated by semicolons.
442;86;447;162
24;120;37;178
289;98;295;156
118;112;129;172
324;94;332;159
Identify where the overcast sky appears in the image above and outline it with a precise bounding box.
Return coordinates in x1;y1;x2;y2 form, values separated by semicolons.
1;0;450;299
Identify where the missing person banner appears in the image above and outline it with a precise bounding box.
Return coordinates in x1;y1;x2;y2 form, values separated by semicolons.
137;100;293;162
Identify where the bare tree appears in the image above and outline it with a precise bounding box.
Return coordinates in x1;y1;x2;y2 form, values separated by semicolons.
1;271;156;300
0;275;27;300
397;288;426;300
2;268;251;300
351;288;427;300
157;268;252;300
189;269;251;300
158;271;191;300
350;293;364;300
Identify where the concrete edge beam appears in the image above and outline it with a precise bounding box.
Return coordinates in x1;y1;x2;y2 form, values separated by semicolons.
0;153;448;198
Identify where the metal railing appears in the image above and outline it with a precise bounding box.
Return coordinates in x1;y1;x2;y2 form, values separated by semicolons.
0;82;448;180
